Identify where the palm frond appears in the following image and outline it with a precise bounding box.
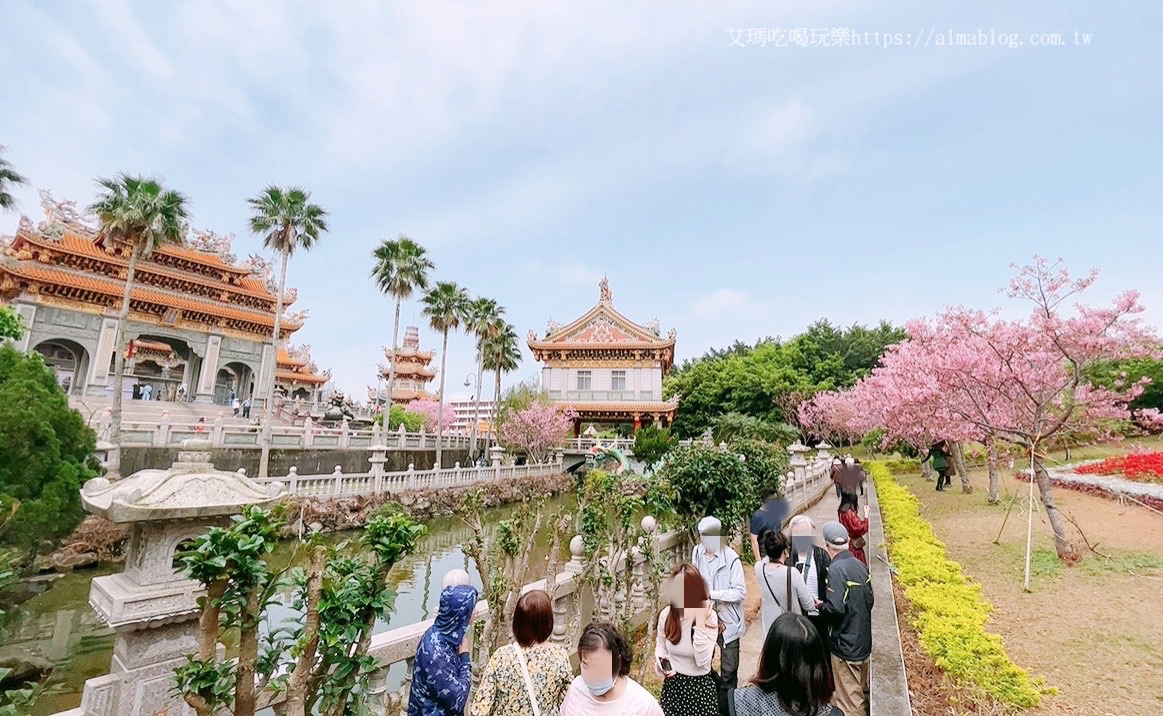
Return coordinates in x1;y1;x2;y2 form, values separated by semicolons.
371;235;435;299
421;282;471;335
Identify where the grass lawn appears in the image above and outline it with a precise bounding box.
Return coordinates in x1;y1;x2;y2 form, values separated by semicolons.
891;463;1163;715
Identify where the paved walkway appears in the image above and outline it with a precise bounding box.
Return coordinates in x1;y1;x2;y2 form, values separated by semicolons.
738;486;842;682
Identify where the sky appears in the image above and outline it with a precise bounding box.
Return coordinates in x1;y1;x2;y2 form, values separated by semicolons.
2;1;1160;401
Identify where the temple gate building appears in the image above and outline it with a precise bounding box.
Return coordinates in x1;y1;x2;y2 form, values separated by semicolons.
369;325;437;405
0;193;326;407
528;278;678;433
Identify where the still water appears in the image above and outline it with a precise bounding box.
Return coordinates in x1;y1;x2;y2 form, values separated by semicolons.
3;494;576;716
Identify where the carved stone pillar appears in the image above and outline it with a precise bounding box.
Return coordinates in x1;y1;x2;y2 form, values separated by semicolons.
77;439;283;716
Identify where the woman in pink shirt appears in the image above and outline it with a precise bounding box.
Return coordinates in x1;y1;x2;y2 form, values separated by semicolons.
560;623;663;716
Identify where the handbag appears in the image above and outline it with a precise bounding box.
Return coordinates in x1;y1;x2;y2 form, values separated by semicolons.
513;643;541;716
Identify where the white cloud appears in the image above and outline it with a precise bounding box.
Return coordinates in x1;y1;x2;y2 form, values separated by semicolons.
688;288;769;320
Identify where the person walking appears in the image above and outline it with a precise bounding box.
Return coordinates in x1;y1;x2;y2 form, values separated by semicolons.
691;516;746;689
719;612;843;716
407;584;478;716
470;590;572;716
242;396;252;419
788;515;832;645
748;489;787;562
920;440;953;491
141;383;153;401
836;493;870;566
655;564;720;716
819;522;872;716
560;623;663;716
232;397;241;417
755;530;818;638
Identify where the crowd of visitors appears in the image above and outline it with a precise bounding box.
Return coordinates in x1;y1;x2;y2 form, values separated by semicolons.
406;454;877;716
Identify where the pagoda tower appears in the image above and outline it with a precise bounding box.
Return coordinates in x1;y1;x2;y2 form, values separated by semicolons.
370;325;437;404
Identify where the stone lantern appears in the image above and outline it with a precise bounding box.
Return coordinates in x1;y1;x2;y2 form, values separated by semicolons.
816;441;834;461
77;439;284;716
787;441;810;484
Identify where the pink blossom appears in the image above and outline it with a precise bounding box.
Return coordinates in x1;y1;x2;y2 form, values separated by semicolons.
497;404;577;462
408;399;458;432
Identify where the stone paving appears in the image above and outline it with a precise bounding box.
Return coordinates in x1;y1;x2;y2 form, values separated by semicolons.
738;486;842;682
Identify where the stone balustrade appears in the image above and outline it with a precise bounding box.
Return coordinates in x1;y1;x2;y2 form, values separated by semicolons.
96;413;477;451
249;451;568;499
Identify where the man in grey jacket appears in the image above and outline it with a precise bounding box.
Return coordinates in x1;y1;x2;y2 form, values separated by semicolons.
692;516;747;688
820;521;873;715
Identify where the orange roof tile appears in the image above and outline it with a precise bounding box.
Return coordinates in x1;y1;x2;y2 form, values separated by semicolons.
0;262;302;332
276;369;328;385
15;229;284;304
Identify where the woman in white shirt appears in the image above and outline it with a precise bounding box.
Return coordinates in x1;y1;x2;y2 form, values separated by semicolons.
654;564;720;716
559;623;662;716
755;530;818;638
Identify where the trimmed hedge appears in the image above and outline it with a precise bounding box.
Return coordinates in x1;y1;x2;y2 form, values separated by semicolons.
879;458;921;475
870;462;1048;708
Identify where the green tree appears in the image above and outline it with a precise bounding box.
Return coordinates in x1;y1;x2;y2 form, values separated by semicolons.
729;438;789;500
373;403;426;432
370;235;434;413
0;346;98;556
0;307;22;341
175;505;424;716
0;146;26;211
248;186;329;478
89;175;189;478
655;443;755;540
422;281;471;469
482;322;522;408
1087;357;1163;414
710;412;798;444
463;297;505;458
632;425;674;469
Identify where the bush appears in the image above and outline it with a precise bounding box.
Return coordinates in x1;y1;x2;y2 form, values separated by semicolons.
711;412;798;444
632;426;674;468
655;444;754;539
730;438;789;499
0;346;98;557
870;461;1048;708
880;458;921;475
373;404;426;432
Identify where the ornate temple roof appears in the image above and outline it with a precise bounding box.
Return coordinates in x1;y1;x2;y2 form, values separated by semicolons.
277;343;330;386
527;278;677;371
0;195;305;341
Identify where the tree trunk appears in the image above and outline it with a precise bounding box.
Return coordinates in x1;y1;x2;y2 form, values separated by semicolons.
951;441;973;493
259;248;289;478
920;457;933;481
107;246;140;479
986;442;1000;504
1032;457;1079;562
434;329;450;470
384;298;402;413
284;546;326;716
234;588;262;716
469;352;484;458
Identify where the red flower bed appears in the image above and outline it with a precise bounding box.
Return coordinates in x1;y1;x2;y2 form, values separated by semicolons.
1075;452;1163;482
1014;471;1163;513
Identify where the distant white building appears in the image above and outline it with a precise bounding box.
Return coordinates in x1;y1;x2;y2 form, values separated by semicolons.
447;399;497;435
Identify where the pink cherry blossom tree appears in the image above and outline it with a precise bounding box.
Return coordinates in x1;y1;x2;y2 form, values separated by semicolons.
497;404;577;463
408;398;457;433
806;258;1157;573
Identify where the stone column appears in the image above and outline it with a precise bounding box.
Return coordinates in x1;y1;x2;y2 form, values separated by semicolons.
11;302;37;352
194;335;222;404
77;439;283;716
87;316;120;397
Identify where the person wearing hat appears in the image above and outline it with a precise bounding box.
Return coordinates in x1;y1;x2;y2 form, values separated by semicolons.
691;516;746;689
819;521;873;716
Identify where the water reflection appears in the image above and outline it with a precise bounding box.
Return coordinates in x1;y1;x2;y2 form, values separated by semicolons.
2;493;575;716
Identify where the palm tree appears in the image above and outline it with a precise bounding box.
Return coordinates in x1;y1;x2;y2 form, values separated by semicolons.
89;175;190;479
248;186;329;478
482;321;522;423
0;146;27;211
370;235;434;414
421;281;470;469
463;297;505;458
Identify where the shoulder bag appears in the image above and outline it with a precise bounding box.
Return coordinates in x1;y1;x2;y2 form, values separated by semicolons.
513;643;541;716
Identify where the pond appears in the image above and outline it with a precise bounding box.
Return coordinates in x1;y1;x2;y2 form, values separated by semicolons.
2;493;577;716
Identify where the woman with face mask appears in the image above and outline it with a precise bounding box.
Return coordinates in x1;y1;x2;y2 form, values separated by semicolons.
756;530;819;639
560;623;663;716
407;584;479;716
787;515;831;646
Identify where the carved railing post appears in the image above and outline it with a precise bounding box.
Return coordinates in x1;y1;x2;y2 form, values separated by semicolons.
369;444;388;495
340;418;351;448
212;413;225;446
287;466;299;495
406;463;416;491
303;416;315;448
332;465;344;496
397;423;407;449
157;410;171;447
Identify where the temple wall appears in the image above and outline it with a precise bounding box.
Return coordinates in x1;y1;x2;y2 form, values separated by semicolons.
12;299;273;403
542;366;663;400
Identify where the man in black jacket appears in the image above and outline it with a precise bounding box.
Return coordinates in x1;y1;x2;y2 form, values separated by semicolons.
820;521;873;716
788;514;831;642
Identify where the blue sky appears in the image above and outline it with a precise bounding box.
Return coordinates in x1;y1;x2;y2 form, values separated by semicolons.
2;1;1160;401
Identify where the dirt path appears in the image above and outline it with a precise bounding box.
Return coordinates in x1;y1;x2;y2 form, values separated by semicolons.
894;468;1163;715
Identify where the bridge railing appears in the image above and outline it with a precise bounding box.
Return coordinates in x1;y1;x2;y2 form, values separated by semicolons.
96;413;477;451
563;437;698;452
248;454;567;498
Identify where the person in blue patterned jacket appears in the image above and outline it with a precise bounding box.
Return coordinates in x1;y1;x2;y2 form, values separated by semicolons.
407;583;479;716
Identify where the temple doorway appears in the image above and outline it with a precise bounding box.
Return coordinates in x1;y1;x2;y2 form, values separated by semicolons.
128;336;192;401
214;362;254;405
33;339;90;396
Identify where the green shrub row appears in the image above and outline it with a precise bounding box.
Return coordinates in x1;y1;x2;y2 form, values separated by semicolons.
870;462;1047;708
879;458;920;475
